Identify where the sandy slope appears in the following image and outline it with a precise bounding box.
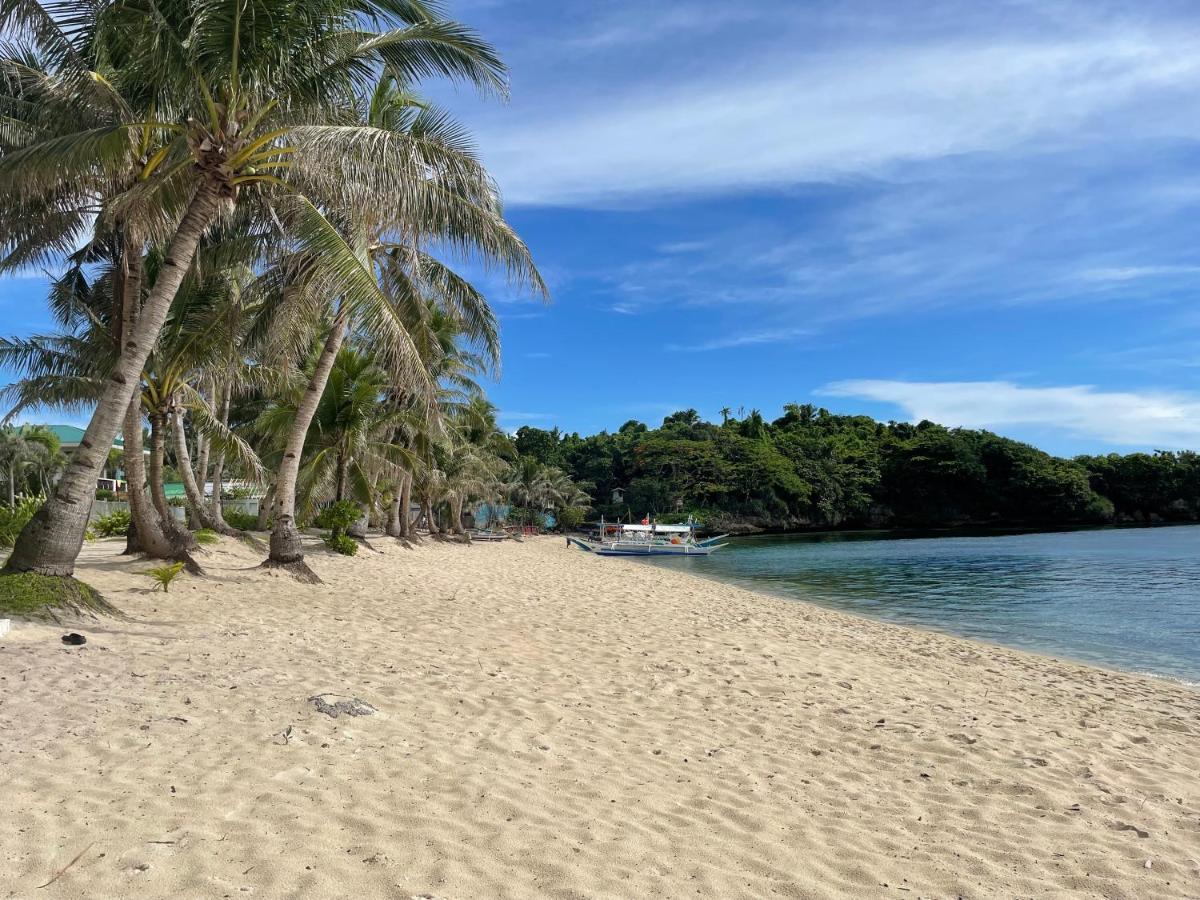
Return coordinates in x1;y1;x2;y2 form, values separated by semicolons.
1;535;1197;899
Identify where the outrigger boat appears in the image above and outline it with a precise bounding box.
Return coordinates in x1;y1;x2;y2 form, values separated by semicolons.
567;519;729;557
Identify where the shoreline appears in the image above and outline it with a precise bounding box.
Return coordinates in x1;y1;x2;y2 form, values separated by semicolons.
642;558;1200;692
3;535;1198;898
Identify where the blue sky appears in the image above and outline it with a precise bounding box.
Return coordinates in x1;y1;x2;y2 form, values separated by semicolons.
5;0;1200;455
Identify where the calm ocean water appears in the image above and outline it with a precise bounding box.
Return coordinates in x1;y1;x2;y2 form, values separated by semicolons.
644;525;1200;684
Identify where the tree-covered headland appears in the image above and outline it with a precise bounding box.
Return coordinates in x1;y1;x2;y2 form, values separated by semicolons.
513;406;1200;532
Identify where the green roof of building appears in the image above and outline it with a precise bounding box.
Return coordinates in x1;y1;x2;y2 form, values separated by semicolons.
16;424;124;449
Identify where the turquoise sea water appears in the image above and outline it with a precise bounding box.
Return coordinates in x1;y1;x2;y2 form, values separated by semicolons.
644;525;1200;684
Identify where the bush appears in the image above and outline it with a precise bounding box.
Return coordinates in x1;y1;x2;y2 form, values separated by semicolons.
95;488;116;501
0;496;43;548
91;509;131;537
314;500;361;533
324;533;358;556
222;509;258;531
167;496;186;508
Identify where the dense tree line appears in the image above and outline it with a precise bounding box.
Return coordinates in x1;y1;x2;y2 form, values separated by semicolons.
513;405;1200;532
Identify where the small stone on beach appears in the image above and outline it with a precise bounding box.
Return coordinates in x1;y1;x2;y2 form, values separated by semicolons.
309;694;377;718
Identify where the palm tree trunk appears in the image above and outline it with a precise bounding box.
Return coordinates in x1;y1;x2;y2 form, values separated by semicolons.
192;425;210;530
449;495;464;535
256;482;274;531
2;184;221;577
149;412;198;551
207;382;236;532
122;398;198;569
398;471;413;538
335;453;347;502
386;490;403;537
173;407;236;535
266;306;348;579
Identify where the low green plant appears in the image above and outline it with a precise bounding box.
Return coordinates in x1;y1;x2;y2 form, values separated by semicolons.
142;562;185;592
0;572;116;620
324;532;358;556
194;528;219;545
91;509;131;537
222;509;258;531
0;496;43;548
94;488;116;501
167;496;186;508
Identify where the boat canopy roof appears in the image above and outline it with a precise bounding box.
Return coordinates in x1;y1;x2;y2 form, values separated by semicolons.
598;522;693;533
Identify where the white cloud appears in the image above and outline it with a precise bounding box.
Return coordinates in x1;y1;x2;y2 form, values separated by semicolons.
1077;265;1200;282
821;379;1200;447
666;327;812;352
497;410;556;422
479;29;1200;205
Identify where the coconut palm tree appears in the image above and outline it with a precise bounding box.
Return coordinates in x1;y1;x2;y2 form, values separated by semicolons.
0;0;524;584
253;74;540;578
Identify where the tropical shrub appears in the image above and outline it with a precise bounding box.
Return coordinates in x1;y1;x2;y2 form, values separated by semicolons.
95;488;116;501
314;500;362;555
223;509;259;531
314;500;361;532
324;533;359;556
0;497;44;548
553;505;587;532
91;510;131;537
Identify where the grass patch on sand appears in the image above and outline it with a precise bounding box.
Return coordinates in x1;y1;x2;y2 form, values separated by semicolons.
0;573;120;622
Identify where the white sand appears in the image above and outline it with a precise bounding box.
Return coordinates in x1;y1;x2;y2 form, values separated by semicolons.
1;535;1197;899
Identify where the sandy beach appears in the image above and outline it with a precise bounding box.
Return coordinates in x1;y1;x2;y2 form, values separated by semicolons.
1;535;1197;899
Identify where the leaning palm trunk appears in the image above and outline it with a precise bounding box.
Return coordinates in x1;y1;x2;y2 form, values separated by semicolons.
266;307;348;579
172;408;237;536
149;413;198;551
123;399;202;571
2;186;222;577
421;497;440;534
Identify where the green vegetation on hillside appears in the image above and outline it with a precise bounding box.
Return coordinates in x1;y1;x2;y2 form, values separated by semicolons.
513;405;1200;531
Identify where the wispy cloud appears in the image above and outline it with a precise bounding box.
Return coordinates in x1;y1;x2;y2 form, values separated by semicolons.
497;410;557;425
822;379;1200;447
1077;265;1200;282
666;327;812;352
477;25;1200;206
